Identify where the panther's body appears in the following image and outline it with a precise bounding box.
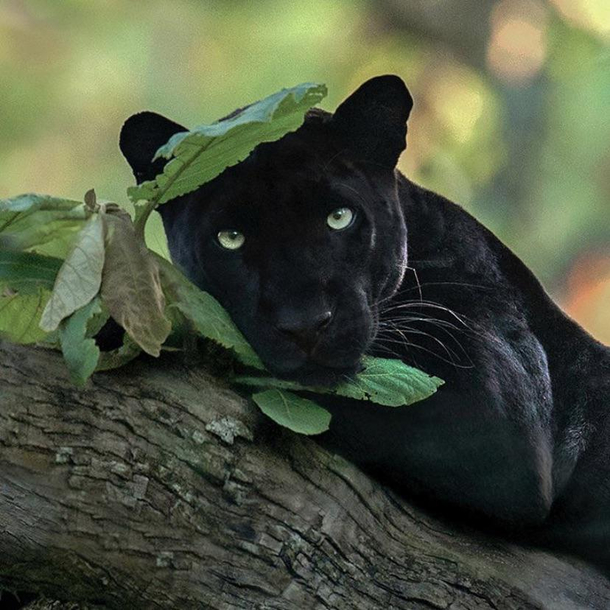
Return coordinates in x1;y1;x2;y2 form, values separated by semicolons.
120;75;610;570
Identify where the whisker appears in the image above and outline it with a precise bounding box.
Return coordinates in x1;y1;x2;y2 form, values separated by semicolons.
380;310;495;349
321;149;349;173
373;334;474;369
398;280;494;292
380;300;474;327
375;307;479;368
370;275;494;372
404;265;423;302
380;313;463;331
382;321;463;365
380;315;471;345
369;341;405;360
392;316;470;348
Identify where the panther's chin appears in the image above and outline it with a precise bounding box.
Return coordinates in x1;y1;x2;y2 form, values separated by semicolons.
274;358;363;388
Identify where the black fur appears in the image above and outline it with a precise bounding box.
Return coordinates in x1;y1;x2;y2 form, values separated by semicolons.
120;75;610;571
119;111;187;183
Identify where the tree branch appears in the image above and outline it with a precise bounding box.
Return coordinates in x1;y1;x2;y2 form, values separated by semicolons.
366;0;496;69
1;341;608;609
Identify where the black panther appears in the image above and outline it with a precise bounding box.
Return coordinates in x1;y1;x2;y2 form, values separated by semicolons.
120;75;610;571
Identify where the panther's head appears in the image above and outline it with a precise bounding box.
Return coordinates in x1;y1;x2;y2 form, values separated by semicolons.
120;75;413;385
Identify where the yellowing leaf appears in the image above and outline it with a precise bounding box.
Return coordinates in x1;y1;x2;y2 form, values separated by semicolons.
40;213;105;332
83;189;97;212
100;211;171;356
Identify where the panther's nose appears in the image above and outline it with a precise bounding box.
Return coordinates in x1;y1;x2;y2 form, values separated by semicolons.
276;310;333;352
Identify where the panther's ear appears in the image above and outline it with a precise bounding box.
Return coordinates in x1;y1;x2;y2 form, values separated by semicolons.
119;111;187;183
331;75;413;169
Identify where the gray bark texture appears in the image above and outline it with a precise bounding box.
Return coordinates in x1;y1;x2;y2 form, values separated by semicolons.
1;340;609;610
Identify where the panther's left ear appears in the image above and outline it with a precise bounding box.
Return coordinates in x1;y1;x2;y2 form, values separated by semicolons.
120;111;188;184
331;75;413;169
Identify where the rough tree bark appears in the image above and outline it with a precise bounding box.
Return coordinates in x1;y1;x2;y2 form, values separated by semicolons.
1;340;609;610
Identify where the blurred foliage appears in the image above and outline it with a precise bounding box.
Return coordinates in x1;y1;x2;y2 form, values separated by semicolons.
0;0;608;342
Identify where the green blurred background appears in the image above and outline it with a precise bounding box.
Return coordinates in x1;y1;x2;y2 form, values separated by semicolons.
0;0;608;342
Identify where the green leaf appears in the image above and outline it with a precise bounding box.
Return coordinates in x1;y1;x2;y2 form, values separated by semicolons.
59;297;102;386
144;210;171;260
237;356;444;408
252;389;331;436
334;356;444;406
0;193;90;259
40;213;105;332
100;210;171;357
156;255;264;369
0;287;50;344
128;83;327;206
0;250;62;293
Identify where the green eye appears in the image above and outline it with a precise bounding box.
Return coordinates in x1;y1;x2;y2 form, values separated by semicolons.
217;230;245;250
327;207;354;231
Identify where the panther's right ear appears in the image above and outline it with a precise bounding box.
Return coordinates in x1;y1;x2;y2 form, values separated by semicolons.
119;111;188;184
331;75;413;169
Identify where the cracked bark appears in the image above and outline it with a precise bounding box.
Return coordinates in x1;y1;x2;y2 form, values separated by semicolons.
1;340;609;610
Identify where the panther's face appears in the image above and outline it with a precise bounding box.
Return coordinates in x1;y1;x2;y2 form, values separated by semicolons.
120;75;413;385
162;130;408;385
